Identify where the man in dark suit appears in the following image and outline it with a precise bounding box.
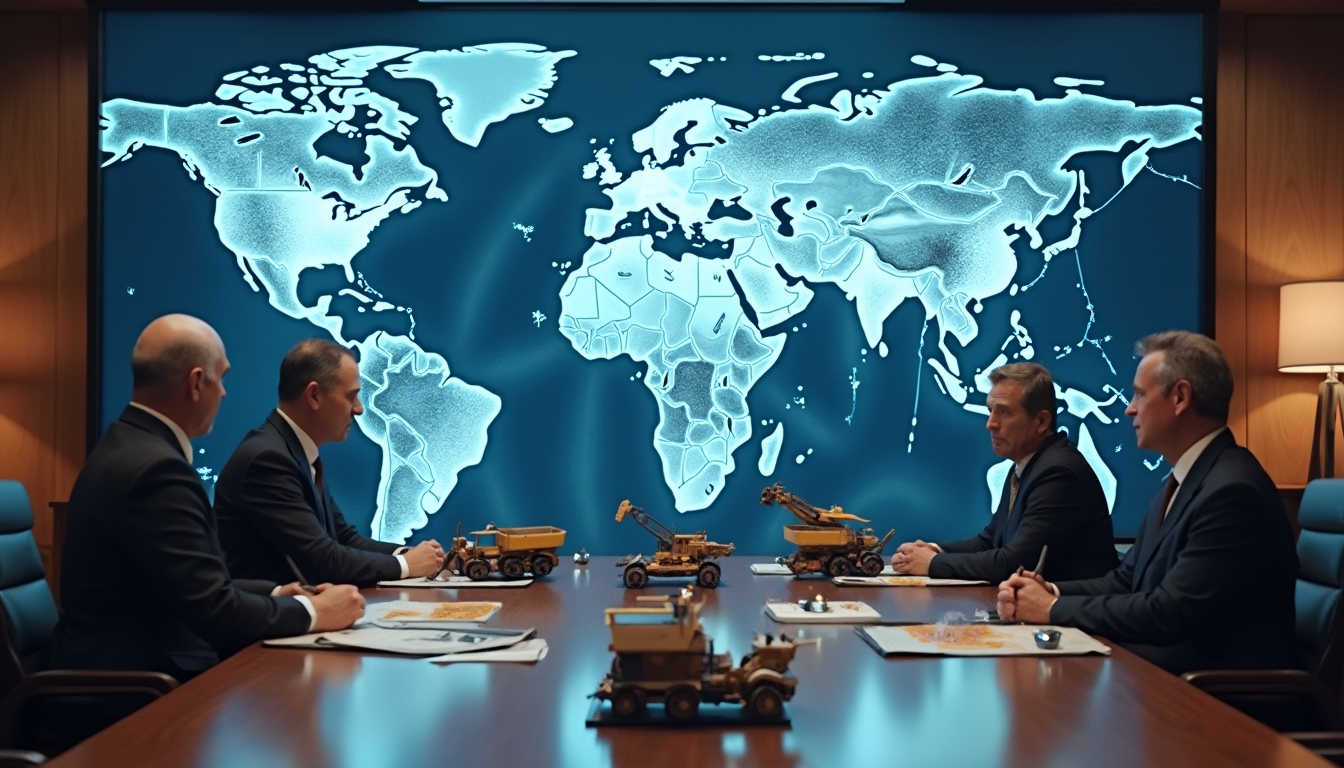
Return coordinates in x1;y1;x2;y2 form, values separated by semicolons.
892;362;1117;583
998;331;1298;674
215;339;443;587
49;315;365;681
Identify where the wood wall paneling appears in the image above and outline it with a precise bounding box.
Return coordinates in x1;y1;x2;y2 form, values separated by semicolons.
1216;12;1249;445
1243;15;1344;484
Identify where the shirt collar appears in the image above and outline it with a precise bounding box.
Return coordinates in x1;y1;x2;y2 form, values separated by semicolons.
129;402;193;462
1170;426;1227;485
1014;451;1036;479
275;407;320;470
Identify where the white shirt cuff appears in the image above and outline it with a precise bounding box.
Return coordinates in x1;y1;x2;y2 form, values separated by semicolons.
396;554;409;579
294;595;318;632
928;543;943;554
1049;582;1060;597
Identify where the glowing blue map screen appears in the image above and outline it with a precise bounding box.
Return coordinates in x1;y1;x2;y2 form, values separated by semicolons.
98;10;1205;552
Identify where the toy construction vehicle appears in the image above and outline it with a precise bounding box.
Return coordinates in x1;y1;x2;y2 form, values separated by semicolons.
613;500;734;589
446;524;566;580
759;483;893;577
593;588;799;722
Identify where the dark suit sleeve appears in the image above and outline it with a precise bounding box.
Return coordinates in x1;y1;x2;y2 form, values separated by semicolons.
934;519;997;555
235;449;401;585
1056;538;1137;597
929;462;1087;582
329;495;399;555
116;457;311;654
1050;481;1262;644
234;578;281;596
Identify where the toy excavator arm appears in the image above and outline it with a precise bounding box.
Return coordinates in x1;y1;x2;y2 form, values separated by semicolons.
759;483;846;528
615;500;676;548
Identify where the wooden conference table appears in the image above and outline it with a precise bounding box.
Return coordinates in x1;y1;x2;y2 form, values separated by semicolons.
45;558;1331;768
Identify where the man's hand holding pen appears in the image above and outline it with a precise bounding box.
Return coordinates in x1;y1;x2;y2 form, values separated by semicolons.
997;545;1057;623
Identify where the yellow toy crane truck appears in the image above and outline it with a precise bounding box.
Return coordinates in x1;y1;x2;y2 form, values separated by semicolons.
613;500;734;589
593;588;799;722
759;483;893;577
446;523;566;580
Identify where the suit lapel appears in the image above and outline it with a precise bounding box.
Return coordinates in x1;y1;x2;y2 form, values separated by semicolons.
1131;430;1236;582
267;411;331;531
1001;433;1064;543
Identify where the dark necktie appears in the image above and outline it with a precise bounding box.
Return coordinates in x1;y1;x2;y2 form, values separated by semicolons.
1007;472;1021;512
1160;474;1179;520
312;456;325;489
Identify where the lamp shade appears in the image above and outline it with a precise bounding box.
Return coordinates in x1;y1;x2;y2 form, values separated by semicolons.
1279;281;1344;373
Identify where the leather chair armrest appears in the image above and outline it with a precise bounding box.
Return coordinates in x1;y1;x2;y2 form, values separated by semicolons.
0;749;45;767
0;670;178;746
1182;669;1343;730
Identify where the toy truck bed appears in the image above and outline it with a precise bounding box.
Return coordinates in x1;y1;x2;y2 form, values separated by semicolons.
493;526;566;550
783;524;855;547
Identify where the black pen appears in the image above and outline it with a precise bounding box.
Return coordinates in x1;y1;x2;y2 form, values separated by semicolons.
284;555;318;594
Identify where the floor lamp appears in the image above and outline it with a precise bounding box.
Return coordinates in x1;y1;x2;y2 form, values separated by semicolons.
1279;281;1344;480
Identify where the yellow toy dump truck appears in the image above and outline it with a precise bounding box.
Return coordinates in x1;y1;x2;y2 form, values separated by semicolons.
593;588;799;722
447;523;566;580
759;483;893;577
613;500;735;589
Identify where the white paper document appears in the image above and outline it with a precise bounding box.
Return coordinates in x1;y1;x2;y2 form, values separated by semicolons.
764;600;882;624
833;575;989;587
264;625;535;656
856;624;1112;657
377;575;533;589
428;638;549;664
367;600;501;624
751;563;897;576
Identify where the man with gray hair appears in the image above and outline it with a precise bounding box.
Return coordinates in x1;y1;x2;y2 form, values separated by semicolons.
893;362;1117;583
998;331;1297;674
50;315;365;681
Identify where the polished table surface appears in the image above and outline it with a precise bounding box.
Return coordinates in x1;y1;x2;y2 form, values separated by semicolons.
45;558;1331;768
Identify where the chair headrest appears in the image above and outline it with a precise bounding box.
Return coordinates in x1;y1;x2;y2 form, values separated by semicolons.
0;482;33;535
1300;480;1344;534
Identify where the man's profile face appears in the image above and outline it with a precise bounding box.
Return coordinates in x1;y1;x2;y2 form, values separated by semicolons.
1125;352;1176;453
313;355;363;444
985;379;1050;462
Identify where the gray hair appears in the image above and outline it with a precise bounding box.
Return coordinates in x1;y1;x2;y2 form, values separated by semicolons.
1134;331;1232;423
988;362;1057;430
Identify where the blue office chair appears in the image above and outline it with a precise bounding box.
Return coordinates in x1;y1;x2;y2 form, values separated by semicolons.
1184;478;1344;735
0;480;177;756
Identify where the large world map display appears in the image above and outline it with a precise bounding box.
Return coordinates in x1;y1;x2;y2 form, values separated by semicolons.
99;10;1205;552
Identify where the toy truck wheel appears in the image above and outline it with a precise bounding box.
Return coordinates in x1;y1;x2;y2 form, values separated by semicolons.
664;686;700;722
696;562;721;589
747;684;785;719
500;557;526;579
464;558;491;581
859;552;884;576
611;687;643;718
623;564;648;589
530;555;554;578
826;556;853;577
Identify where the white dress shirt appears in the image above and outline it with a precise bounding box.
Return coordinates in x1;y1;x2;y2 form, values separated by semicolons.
129;401;316;628
1165;426;1228;516
275;408;409;578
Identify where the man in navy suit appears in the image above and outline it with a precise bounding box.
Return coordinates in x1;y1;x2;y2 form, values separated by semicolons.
998;331;1298;674
49;315;365;681
891;362;1117;583
215;339;444;587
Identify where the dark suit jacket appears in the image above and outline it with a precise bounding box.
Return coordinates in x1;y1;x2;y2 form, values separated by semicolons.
930;432;1118;583
48;406;311;681
1051;430;1298;674
215;410;400;587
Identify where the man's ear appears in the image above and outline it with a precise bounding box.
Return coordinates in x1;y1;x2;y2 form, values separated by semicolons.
187;367;206;402
1170;380;1194;416
303;380;323;409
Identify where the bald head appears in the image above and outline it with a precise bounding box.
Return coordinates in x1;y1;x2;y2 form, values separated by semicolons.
130;315;230;437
